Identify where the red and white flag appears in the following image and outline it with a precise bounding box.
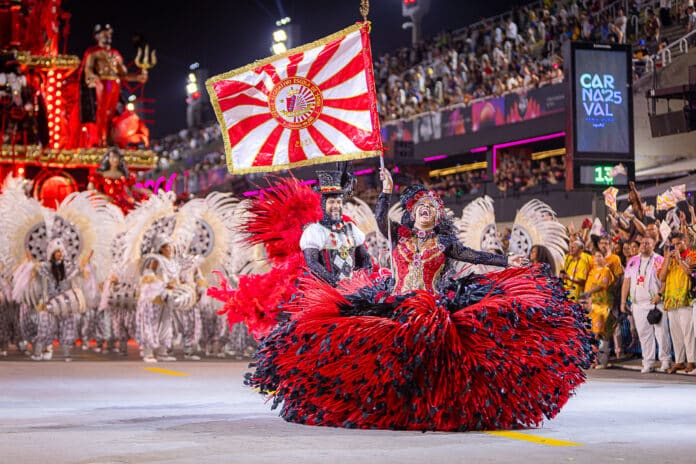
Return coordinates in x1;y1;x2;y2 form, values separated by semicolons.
207;22;383;174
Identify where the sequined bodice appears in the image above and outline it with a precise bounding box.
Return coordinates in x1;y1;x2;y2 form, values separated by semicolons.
393;228;446;295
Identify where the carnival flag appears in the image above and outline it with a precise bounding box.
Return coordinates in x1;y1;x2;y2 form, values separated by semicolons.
657;190;677;211
206;22;383;174
603;186;618;211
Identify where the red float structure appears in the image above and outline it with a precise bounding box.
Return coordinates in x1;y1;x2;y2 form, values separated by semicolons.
0;0;155;207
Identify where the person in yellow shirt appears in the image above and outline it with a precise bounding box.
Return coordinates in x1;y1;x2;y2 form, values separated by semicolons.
583;251;615;332
658;232;696;374
596;236;624;282
581;250;615;368
595;235;625;358
561;240;591;302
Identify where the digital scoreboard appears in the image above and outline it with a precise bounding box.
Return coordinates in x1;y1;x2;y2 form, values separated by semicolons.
573;161;633;187
565;42;635;190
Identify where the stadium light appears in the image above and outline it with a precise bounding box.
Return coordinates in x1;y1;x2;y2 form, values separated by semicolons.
272;42;287;54
275;16;291;27
273;29;288;42
186;82;199;95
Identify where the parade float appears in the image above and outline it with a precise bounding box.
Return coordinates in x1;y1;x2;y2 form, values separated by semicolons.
0;0;155;207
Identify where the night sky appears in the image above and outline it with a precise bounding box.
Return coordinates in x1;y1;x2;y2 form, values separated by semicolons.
62;0;517;137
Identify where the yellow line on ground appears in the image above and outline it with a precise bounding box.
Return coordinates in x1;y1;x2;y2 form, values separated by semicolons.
484;431;582;447
143;367;190;377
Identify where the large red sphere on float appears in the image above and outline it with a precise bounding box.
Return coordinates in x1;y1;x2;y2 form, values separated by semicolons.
35;173;77;208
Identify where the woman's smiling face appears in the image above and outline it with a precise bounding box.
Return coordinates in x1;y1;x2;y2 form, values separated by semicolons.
413;198;438;230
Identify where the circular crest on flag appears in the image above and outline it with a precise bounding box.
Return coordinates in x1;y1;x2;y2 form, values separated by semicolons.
268;76;323;130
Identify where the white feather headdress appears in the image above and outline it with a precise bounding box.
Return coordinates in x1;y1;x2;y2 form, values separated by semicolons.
343;197;379;236
173;191;248;279
455;195;502;252
509;199;568;271
0;175;48;270
121;191;177;268
55;190;120;282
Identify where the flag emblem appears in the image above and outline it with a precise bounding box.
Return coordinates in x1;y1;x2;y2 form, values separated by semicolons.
269;77;323;130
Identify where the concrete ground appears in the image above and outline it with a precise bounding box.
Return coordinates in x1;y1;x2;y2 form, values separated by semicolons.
1;350;695;464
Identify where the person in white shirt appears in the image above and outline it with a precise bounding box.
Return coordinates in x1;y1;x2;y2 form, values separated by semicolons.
613;8;628;44
687;5;696;37
621;236;672;373
505;16;518;44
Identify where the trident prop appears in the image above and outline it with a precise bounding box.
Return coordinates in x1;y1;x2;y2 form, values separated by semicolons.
135;45;157;75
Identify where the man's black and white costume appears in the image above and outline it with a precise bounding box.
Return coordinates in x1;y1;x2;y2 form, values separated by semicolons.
300;170;371;286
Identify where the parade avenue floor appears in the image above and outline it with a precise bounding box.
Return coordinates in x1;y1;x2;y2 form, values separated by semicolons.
2;352;695;464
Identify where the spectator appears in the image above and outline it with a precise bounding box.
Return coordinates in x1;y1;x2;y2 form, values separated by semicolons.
659;0;672;27
644;8;661;53
658;232;696;373
581;249;615;368
505;15;518;44
621;236;671;374
611;7;628;44
561;239;591;302
687;5;696;38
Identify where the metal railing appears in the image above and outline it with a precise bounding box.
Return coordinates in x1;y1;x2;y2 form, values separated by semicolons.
634;28;695;82
630;14;640;39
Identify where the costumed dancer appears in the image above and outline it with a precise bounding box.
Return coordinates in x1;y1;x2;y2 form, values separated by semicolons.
507;200;568;277
85;203;125;353
208;172;374;340
0;176;47;354
342;196;390;269
88;147;148;212
456;196;568;277
100;229;138;356
300;170;372;286
240;168;592;431
30;239;88;361
126;192;195;362
0;255;20;356
10;191;112;361
0;178;25;355
176;192;258;358
455;195;507;275
136;234;187;363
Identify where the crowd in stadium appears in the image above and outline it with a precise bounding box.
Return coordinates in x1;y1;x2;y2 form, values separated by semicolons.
560;186;696;374
143;0;694;200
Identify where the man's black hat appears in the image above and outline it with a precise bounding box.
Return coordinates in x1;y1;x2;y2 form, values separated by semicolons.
316;170;350;196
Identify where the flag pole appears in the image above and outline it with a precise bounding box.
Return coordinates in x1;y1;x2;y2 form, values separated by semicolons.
379;153;395;276
361;0;393;275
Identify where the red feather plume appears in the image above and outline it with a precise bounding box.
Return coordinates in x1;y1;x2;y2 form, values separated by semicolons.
208;177;324;339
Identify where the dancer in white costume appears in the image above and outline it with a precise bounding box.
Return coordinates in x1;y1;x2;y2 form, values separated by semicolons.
174;191;258;358
0;253;19;356
456;196;568;276
136;232;195;363
0;177;45;354
122;192;180;362
2;183;113;360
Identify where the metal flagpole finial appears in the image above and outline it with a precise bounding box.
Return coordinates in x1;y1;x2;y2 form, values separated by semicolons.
360;0;369;22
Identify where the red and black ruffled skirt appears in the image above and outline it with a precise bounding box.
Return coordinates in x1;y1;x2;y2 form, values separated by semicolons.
245;265;593;431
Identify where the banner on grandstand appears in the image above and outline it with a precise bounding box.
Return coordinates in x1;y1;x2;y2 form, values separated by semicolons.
382;84;565;146
206;22;383;174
